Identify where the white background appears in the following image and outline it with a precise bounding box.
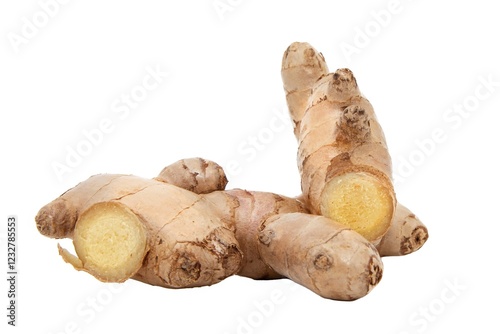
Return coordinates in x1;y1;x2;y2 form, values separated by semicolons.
1;0;499;333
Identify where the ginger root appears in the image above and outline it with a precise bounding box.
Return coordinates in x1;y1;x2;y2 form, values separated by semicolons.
35;42;429;302
36;158;383;300
281;42;395;242
258;213;382;300
281;41;428;250
37;173;242;288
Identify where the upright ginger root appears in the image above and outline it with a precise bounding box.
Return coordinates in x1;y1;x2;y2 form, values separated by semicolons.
281;42;395;242
36;158;383;300
281;42;428;250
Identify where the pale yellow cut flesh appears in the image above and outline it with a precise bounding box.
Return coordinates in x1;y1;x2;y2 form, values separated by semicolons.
320;172;394;241
73;202;147;282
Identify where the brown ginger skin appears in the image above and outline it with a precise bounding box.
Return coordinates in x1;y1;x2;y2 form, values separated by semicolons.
155;158;228;194
377;204;428;256
258;213;382;300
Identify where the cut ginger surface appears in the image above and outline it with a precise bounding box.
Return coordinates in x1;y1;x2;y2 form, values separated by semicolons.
320;172;394;241
72;202;148;282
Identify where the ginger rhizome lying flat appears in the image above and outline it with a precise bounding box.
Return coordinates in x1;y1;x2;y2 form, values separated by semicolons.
36;158;383;301
37;172;242;288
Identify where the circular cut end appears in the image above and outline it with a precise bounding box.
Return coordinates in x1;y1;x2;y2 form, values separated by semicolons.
73;202;147;282
320;172;394;241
